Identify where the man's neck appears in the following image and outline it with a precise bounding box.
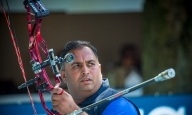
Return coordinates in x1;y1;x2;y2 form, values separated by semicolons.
72;90;95;104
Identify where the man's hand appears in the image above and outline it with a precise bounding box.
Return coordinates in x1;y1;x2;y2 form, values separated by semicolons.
51;86;79;114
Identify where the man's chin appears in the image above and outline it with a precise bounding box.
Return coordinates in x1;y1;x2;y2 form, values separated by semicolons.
80;85;94;91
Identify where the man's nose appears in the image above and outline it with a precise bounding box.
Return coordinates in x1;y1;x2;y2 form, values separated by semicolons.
81;65;89;75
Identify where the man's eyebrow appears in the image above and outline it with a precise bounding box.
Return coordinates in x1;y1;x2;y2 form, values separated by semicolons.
70;60;96;65
87;60;96;63
71;62;80;66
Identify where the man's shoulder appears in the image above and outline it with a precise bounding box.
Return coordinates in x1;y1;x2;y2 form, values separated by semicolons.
93;87;140;115
95;87;117;101
102;97;140;115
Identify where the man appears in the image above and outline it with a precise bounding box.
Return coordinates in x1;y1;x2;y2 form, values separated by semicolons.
51;40;140;115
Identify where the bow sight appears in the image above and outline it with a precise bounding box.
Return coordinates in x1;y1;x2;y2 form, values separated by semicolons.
18;49;74;91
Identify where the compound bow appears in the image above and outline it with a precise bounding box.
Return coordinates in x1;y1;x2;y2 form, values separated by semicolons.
17;0;73;114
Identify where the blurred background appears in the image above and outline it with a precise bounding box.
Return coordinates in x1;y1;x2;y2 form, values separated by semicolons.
0;0;192;115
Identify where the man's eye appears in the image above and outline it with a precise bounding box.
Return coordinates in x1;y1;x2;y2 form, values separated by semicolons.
88;62;95;67
72;64;80;69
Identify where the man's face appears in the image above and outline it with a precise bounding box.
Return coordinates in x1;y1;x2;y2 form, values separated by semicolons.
61;46;102;99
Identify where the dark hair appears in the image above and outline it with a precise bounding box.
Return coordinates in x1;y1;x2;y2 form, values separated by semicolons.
60;40;98;59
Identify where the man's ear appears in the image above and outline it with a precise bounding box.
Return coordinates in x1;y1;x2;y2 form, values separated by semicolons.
99;63;101;70
60;71;66;83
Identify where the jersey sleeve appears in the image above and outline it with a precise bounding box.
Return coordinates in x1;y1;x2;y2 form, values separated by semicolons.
102;97;140;115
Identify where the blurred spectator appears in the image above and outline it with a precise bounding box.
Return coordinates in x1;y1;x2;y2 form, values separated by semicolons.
107;43;143;97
